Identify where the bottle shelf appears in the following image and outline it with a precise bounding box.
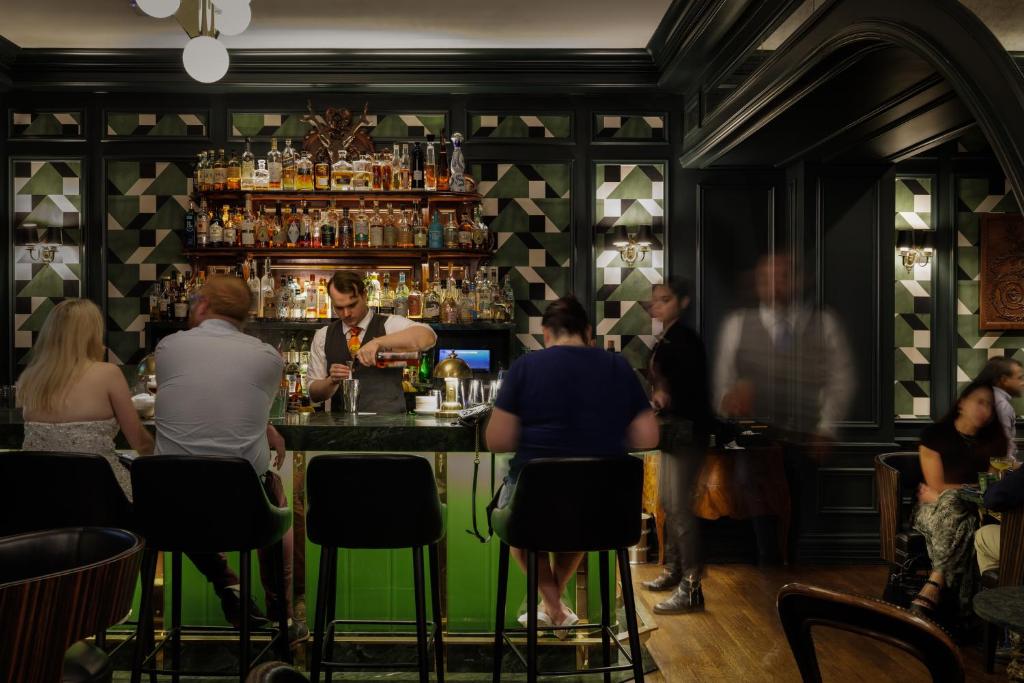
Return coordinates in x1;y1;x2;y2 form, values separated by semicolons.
146;320;514;332
182;247;493;259
196;190;482;203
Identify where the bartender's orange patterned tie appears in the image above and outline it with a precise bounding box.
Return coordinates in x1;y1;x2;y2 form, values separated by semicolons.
347;326;362;356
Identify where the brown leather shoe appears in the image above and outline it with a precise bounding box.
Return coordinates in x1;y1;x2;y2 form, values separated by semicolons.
642;571;682;592
653;579;705;614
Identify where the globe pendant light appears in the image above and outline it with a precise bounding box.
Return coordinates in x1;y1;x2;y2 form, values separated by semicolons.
212;0;251;36
182;35;230;84
136;0;181;19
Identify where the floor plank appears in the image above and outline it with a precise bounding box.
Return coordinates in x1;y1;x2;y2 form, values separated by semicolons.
631;563;1004;682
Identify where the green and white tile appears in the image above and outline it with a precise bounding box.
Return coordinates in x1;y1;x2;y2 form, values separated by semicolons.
469;114;571;140
230;112;311;140
593;114;666;141
107;112;208;138
367;113;446;140
11;111;83;138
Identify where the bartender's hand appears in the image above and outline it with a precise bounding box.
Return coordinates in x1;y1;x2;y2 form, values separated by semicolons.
328;363;352;384
355;338;382;367
267;424;286;470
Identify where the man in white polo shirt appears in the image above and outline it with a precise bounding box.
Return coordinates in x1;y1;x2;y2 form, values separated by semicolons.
308;270;436;413
155;274;304;642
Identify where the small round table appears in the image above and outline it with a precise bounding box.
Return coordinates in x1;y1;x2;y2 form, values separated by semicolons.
974;586;1024;680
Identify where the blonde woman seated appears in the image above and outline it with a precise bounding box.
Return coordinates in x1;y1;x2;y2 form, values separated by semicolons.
17;299;154;500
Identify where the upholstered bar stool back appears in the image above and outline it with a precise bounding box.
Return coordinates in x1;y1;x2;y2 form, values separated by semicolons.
491;456;646;683
305;453;445;683
0;527;143;683
0;451;132;537
129;455;292;683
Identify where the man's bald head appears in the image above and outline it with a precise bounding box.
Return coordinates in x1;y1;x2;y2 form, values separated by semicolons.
196;275;251;325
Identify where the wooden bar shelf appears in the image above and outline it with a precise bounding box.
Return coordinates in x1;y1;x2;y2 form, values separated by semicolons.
198;190;482;203
182;247;492;259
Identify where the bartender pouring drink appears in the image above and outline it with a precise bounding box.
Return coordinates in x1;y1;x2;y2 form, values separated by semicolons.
308;270;437;413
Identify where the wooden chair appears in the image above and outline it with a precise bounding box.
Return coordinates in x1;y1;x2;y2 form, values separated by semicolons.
0;527;144;683
875;452;930;602
777;582;964;683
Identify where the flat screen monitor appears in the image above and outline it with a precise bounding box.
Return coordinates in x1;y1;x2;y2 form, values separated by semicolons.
440;348;491;371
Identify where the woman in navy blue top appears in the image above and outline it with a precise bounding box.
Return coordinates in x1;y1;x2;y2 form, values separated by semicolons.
486;295;659;632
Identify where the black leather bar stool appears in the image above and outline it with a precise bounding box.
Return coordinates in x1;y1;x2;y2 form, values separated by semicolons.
305;453;445;683
129;455;292;683
491;457;646;683
0;526;143;683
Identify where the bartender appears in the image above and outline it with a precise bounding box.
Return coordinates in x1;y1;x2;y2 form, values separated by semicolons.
308;270;436;413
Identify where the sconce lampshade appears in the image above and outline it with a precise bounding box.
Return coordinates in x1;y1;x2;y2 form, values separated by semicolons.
896;230;914;253
919;230;935;254
635;225;653;246
611;225;630;247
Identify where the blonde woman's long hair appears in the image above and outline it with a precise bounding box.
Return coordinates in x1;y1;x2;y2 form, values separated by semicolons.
17;299;106;414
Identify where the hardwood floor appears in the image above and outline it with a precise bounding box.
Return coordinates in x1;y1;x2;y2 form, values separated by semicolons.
631;563;1003;682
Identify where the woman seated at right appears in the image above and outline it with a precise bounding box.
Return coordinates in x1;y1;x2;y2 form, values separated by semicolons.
486;295;660;632
17;298;154;501
911;379;1006;619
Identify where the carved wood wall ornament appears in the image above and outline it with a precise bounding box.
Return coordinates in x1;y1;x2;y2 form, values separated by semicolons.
300;100;375;160
980;214;1024;330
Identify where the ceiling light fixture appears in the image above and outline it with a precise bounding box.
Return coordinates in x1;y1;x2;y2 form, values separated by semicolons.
134;0;251;83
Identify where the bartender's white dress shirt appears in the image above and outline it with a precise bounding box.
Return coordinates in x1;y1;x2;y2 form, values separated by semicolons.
307;310;435;410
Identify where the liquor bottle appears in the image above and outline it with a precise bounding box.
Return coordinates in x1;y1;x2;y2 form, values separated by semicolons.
412;204;428;247
460;277;477;323
222;205;237;246
296;152;314;191
276;275;291;319
437;130;450;191
332;149;352;191
476;268;493;320
340;206;353;248
204;150;217;191
381;147;394;192
394;272;410;317
299;203;312;247
241;202;256;247
247;259;260;319
502;273;514;313
227;149;241;191
147;281;161;321
286;204;301;247
184;200;197;249
317;277;329;318
367;272;382;310
354;199;369;247
274;203;288;246
267;137;283;191
382;204;398;248
173;272;190;321
260;258;275;319
368;201;384;247
441;271;460;324
254;159;270;189
458;208;474;248
159;276;172;320
213;149;227;191
374;350;420;368
240;138;255;191
314;148;331;191
299;334;312;391
305;275;318;319
444;211;459;248
422;263;442;322
397;208;414;248
196;200;209;248
424;135;437;191
208;207;224;247
194;151;206;193
290;276;305;320
428;210;444;249
352;154;371;190
281;138;297;191
411;142;424;189
449;132;466;192
321;205;336;248
399;144;411;191
407;277;423;319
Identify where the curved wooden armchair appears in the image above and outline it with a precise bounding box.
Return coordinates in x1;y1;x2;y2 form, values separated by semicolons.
0;527;143;683
777;582;964;683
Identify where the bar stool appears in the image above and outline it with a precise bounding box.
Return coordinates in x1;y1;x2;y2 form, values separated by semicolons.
491;456;646;683
305;453;445;683
129;455;292;683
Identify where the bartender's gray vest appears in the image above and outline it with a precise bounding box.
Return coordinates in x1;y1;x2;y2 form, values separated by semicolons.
325;313;407;414
732;308;830;434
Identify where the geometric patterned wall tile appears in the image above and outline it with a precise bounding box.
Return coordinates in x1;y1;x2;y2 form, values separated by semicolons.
366;113;447;140
593;114;666;142
10;111;83;138
469;114;572;140
11;160;83;370
472;163;571;353
895;175;933;230
230;112;311;140
594;163;666;369
105;160;192;365
106;112;208;138
955;175;1024;415
894;175;934;419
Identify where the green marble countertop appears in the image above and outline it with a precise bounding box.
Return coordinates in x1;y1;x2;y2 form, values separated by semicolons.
0;408;692;453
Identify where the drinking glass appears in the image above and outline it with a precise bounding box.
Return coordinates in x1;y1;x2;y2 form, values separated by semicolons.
991;456;1014;479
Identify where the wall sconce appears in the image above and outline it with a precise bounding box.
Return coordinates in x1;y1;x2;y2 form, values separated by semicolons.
897;229;934;273
22;223;62;264
611;225;653;267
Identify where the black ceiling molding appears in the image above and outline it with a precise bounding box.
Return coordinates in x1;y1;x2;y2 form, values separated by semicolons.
6;48;662;93
679;0;1024;208
0;35;17;91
